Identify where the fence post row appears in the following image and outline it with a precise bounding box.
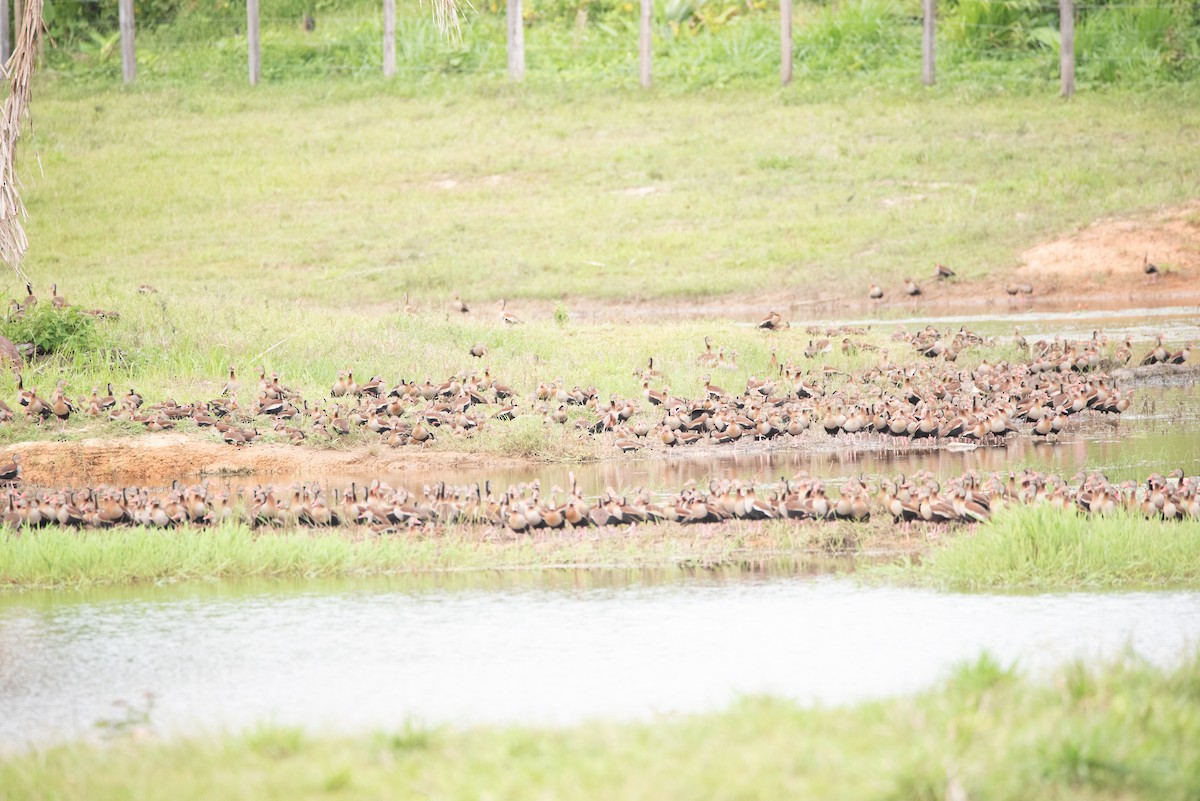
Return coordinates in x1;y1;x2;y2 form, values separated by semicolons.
1060;0;1075;97
507;0;525;81
639;0;651;87
780;0;792;86
383;0;396;77
91;0;1089;94
119;0;135;83
921;0;935;86
247;0;260;85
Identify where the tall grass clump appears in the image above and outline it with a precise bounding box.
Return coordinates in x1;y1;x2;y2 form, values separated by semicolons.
922;504;1200;591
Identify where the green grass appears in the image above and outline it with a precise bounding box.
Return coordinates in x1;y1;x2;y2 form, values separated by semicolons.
0;518;884;590
920;504;1200;591
14;80;1199;415
3;648;1199;800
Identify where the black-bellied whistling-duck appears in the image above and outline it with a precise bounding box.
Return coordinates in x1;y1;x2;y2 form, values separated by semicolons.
0;453;20;482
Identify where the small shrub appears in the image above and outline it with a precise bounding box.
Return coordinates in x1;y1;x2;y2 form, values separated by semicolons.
1;303;112;360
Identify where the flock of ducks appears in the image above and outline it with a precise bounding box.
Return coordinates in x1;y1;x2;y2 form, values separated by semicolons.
867;264;956;301
4;283;119;326
6;323;1177;453
0;469;1195;532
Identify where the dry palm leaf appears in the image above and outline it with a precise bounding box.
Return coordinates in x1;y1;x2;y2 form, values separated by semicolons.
0;0;43;278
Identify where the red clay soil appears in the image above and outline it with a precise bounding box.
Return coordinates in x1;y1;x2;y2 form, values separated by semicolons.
11;434;529;486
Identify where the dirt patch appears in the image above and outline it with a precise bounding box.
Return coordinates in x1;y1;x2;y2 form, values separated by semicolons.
10;434;531;486
1016;202;1200;291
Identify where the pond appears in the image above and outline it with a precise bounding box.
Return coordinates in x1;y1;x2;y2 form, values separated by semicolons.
2;572;1198;746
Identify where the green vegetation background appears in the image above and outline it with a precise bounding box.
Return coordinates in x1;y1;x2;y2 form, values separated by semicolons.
39;0;1200;87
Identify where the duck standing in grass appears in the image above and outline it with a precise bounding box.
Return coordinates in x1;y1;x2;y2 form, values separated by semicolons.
0;452;20;482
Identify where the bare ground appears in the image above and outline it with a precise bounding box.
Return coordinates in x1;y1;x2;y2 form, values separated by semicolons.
1016;201;1200;290
11;433;533;485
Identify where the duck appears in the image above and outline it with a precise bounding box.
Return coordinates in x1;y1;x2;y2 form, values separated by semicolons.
1140;334;1170;366
935;263;955;280
0;452;20;482
903;278;922;296
868;283;883;300
498;299;523;325
452;293;470;314
1143;253;1159;279
757;311;786;331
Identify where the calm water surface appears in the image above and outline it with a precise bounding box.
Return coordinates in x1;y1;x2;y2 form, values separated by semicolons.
2;573;1198;746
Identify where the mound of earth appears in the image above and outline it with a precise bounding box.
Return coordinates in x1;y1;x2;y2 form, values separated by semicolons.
1017;201;1200;292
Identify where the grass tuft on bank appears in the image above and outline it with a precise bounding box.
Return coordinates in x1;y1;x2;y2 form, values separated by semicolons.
3;648;1199;800
919;504;1200;591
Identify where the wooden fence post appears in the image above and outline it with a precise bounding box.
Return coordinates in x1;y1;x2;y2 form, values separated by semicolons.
507;0;525;81
118;0;135;84
383;0;396;77
1059;0;1074;98
247;0;260;85
639;0;651;87
780;0;792;86
921;0;935;86
1;0;10;69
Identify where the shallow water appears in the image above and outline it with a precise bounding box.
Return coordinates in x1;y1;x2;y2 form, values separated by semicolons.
2;573;1198;746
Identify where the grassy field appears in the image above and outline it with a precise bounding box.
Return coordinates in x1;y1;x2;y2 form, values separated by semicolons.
11;80;1198;411
4;648;1198;800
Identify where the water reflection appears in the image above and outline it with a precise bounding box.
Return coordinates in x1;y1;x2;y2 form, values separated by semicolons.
2;574;1198;745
